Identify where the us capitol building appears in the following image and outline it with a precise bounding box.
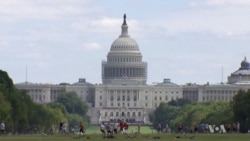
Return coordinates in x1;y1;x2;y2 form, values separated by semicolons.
15;15;250;124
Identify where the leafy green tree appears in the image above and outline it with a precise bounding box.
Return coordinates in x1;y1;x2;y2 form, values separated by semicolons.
150;101;233;132
67;114;86;133
0;69;67;133
231;90;250;132
149;102;180;130
56;92;88;115
47;102;68;115
168;98;192;107
0;92;11;121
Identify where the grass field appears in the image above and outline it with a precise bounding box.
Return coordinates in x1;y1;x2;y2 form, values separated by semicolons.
0;125;249;141
0;133;249;141
85;125;155;134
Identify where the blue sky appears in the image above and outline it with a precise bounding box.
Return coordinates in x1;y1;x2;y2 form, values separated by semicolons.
1;0;250;85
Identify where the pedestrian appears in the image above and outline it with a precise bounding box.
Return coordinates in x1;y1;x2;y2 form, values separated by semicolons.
113;122;119;134
79;123;84;134
119;120;125;134
61;123;67;135
0;121;5;136
165;123;168;133
123;122;129;135
236;121;240;133
157;123;161;134
137;123;141;134
100;122;106;137
59;122;63;134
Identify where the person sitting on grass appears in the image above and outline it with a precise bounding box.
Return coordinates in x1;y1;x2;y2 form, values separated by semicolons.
100;122;106;137
105;122;113;137
123;122;129;135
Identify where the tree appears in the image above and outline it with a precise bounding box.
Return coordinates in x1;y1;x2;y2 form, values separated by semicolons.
231;90;250;132
56;92;88;115
149;102;180;130
168;98;192;107
0;69;67;133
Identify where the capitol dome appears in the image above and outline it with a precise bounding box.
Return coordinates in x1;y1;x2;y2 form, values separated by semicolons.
102;14;147;85
110;37;140;52
109;14;140;53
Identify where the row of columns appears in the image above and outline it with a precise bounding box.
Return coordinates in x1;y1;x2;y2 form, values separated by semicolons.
106;90;140;105
104;67;146;78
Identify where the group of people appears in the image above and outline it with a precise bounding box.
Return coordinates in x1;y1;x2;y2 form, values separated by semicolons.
59;122;85;135
100;120;129;137
225;122;240;133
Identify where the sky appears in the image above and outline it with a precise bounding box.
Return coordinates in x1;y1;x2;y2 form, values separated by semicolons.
1;0;250;85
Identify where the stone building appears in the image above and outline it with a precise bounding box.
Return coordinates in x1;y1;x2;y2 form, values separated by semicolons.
228;57;250;84
14;15;250;125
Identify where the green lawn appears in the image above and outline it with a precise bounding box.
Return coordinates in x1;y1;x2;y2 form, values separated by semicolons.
0;126;249;141
85;125;155;134
0;133;249;141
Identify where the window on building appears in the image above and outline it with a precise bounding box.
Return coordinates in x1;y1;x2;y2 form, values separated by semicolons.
127;112;130;117
132;112;135;116
105;112;108;117
117;95;120;101
100;95;102;100
100;103;102;106
127;95;130;101
145;96;148;100
155;96;157;100
134;95;137;101
165;96;168;101
138;112;141;117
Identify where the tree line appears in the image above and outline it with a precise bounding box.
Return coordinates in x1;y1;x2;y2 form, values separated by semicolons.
0;70;89;134
149;90;250;133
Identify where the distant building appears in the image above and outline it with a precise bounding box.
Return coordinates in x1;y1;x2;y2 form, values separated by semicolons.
228;57;250;84
15;15;250;125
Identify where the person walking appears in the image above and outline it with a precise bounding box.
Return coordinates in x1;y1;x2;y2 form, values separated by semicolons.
0;121;5;136
79;123;84;134
157;123;161;134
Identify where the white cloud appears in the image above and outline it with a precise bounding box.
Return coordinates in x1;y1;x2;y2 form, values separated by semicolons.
0;0;98;21
82;42;101;50
189;0;250;7
71;17;139;35
205;0;250;6
147;1;250;40
90;17;121;27
17;52;43;59
35;62;49;70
